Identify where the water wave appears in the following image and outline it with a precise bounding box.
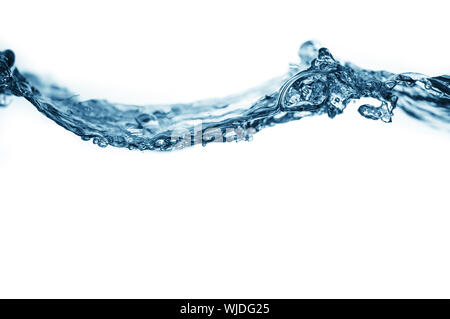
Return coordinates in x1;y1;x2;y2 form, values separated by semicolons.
1;41;448;151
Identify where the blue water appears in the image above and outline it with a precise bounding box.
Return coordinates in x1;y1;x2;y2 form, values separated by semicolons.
0;41;449;151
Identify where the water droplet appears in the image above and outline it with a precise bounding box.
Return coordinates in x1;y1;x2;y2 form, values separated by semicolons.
297;41;319;66
318;48;333;60
0;50;15;68
0;94;12;107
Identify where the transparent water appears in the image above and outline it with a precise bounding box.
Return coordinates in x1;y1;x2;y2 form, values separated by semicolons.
1;41;449;151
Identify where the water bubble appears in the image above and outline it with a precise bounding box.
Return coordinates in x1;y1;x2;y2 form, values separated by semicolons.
93;137;108;148
154;138;166;147
136;113;158;127
289;94;301;105
385;80;397;89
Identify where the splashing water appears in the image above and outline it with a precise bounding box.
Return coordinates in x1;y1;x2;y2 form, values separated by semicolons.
0;41;449;151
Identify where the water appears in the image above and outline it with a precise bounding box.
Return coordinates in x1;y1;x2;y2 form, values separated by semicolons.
0;41;449;151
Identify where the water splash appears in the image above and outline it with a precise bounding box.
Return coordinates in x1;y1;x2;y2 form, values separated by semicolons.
0;41;449;151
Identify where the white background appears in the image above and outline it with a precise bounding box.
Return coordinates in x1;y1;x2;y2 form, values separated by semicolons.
0;0;449;298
